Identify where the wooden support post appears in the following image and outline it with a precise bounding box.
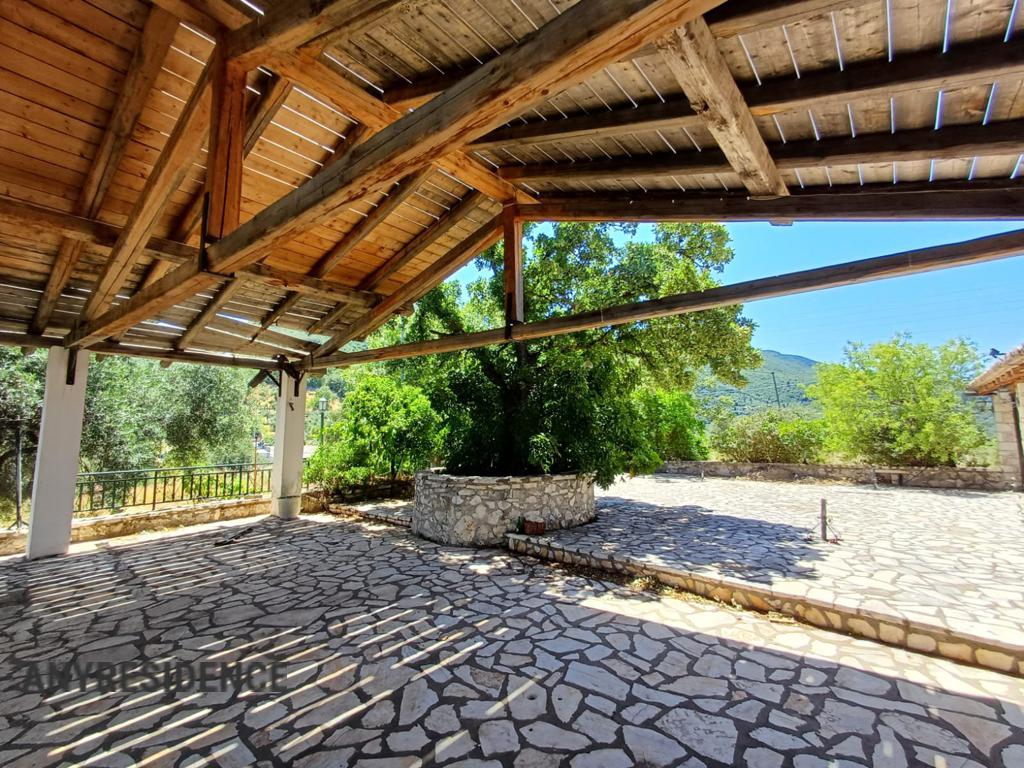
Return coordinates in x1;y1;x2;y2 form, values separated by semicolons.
503;206;524;326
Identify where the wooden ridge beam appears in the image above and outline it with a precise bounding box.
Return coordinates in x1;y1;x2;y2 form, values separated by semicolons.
31;7;180;335
174;52;247;352
471;35;1024;153
80;56;215;323
313;228;1024;368
498;119;1024;184
312;216;503;358
357;191;486;292
658;18;787;197
515;185;1024;222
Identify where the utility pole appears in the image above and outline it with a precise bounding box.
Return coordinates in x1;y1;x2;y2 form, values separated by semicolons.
770;372;782;409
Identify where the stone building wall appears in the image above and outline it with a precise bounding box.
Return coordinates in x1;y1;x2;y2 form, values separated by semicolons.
412;471;595;547
993;388;1024;490
659;460;1016;491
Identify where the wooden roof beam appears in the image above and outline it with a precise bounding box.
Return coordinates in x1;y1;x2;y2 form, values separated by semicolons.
658;18;787;197
313;227;1024;368
269;53;529;204
68;0;728;349
31;7;180;335
515;185;1024;222
381;0;879;107
357;192;487;292
474;35;1024;153
312;216;503;358
79;56;215;324
498;119;1024;184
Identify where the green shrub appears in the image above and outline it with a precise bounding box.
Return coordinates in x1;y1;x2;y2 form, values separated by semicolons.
304;376;439;497
635;389;709;462
712;408;826;464
807;336;986;467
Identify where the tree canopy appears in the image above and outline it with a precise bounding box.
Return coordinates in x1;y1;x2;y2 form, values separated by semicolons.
807;335;987;467
371;222;757;486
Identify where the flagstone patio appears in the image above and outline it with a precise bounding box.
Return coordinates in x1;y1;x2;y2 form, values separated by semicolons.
508;475;1024;674
1;512;1022;767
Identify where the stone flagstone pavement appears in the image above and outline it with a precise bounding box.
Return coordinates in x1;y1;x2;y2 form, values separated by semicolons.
1;512;1023;766
507;476;1024;668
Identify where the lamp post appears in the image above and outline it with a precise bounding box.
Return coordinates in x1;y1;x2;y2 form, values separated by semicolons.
316;397;328;444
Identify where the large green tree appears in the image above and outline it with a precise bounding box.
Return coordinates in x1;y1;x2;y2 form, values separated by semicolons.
807;335;987;467
372;222;758;485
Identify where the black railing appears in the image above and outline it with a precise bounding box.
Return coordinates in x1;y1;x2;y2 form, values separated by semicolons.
74;463;273;516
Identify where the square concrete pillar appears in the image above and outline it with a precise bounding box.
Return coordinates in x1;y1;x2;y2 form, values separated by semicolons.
992;388;1023;490
271;372;307;519
26;347;90;559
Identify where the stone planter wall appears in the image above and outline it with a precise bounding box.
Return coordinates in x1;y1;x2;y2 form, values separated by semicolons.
658;460;1015;491
412;471;595;547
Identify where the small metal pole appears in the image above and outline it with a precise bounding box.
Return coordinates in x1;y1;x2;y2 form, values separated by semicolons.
13;419;23;529
151;468;159;510
820;498;828;541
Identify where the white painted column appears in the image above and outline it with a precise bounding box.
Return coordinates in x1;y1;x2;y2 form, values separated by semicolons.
26;347;90;560
271;371;307;519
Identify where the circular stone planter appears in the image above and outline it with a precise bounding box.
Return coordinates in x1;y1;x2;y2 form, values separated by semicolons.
411;470;595;547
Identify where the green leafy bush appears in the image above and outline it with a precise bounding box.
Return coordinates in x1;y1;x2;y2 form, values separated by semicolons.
807;336;986;467
634;389;709;462
304;376;439;497
712;408;826;464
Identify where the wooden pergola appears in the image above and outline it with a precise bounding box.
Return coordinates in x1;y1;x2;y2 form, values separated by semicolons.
4;0;1024;557
0;0;1022;372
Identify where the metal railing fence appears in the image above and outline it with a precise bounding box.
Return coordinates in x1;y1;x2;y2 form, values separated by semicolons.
74;462;273;516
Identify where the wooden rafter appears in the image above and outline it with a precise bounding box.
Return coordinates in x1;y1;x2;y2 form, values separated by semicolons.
658;18;787;197
69;0;722;350
243;73;293;157
313;228;1024;368
471;35;1024;153
498;119;1024;184
357;191;486;292
80;56;215;322
30;7;180;334
268;53;528;204
313;216;504;358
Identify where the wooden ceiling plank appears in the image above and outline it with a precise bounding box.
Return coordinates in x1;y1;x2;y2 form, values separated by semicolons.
30;6;180;334
225;0;400;68
80;53;215;322
658;18;788;197
357;191;485;292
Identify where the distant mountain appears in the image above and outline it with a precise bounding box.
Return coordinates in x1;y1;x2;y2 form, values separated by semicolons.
697;349;819;415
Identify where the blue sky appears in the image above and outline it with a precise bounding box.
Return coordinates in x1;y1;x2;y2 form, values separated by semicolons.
453;220;1023;363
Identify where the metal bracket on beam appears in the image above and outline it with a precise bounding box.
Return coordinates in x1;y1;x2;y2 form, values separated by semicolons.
275;355;305;397
65;346;78;386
